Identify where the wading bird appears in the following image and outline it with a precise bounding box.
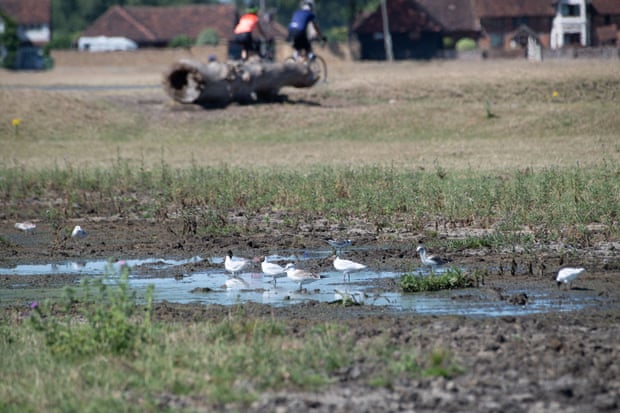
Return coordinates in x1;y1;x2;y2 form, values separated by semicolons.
261;256;287;286
416;245;450;268
325;238;352;254
224;250;251;277
15;221;36;232
283;263;320;291
332;255;367;282
556;267;585;290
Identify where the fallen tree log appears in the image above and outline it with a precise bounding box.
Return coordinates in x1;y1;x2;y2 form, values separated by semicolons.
162;58;320;105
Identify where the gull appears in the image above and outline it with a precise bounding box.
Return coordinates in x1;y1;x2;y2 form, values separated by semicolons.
325;238;352;254
261;256;287;286
556;267;586;290
416;245;450;268
71;225;87;239
332;255;367;282
224;250;251;277
15;221;36;232
283;263;321;292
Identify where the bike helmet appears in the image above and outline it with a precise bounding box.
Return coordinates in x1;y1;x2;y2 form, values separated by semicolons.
246;3;258;14
302;0;314;11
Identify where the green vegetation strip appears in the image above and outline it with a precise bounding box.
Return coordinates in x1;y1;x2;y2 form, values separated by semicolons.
0;268;461;411
1;162;618;246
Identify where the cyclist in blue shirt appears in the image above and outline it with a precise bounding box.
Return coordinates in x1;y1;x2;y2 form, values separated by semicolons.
287;0;325;60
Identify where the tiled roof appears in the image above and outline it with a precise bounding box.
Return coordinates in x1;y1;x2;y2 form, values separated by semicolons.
83;4;238;43
0;0;50;25
472;0;555;18
417;0;479;31
596;23;617;42
591;0;620;15
353;0;442;34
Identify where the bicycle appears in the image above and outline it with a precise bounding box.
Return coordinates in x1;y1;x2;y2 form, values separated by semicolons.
284;39;328;82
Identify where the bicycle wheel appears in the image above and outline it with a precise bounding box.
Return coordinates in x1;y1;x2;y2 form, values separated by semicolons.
308;55;327;83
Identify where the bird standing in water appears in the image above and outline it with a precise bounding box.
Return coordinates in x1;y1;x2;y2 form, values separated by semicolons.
283;263;320;291
332;255;366;282
416;245;450;268
261;256;287;286
224;250;251;277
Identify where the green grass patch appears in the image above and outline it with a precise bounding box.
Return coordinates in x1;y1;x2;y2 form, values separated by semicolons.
29;263;154;359
400;267;482;293
1;277;465;411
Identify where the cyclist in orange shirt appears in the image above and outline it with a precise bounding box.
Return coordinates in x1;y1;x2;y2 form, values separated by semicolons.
233;5;267;60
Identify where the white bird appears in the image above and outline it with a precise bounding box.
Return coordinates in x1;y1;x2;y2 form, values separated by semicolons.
15;221;36;232
556;267;585;290
416;245;450;268
261;256;287;285
283;263;320;291
332;255;367;282
224;250;251;277
71;225;87;238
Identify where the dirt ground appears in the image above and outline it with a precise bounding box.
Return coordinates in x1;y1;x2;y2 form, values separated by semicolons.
1;211;620;412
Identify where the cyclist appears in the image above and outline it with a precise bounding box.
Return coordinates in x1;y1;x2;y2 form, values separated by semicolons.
233;4;267;60
287;0;325;61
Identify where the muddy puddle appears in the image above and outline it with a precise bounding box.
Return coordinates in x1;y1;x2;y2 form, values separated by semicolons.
0;246;609;316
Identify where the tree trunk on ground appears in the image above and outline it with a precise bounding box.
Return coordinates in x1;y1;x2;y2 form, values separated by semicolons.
162;58;319;105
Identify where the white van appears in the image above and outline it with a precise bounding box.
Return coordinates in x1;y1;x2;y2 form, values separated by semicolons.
78;36;138;52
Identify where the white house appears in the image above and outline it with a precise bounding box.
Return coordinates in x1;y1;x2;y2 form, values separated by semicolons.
551;0;590;49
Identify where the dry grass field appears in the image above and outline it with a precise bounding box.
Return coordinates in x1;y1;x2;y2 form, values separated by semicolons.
1;51;618;171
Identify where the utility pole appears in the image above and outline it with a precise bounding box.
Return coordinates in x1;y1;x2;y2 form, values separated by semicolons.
380;0;394;61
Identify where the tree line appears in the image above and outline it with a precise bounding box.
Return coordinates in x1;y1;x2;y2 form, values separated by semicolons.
50;0;380;48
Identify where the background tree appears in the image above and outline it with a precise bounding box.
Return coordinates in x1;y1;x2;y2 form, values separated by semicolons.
47;0;375;49
270;0;379;42
0;10;19;68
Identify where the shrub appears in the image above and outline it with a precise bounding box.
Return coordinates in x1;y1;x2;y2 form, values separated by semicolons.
45;31;76;51
168;34;193;48
196;28;219;46
455;37;477;52
443;36;455;49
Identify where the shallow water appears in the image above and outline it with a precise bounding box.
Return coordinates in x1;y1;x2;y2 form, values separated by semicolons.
0;251;602;316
